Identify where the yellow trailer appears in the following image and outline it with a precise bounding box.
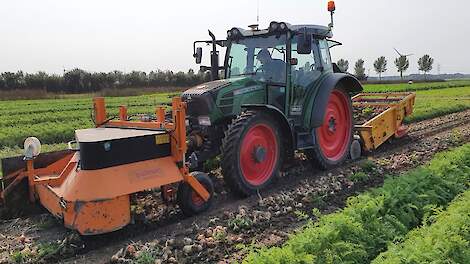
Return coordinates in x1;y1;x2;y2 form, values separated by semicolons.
353;92;416;151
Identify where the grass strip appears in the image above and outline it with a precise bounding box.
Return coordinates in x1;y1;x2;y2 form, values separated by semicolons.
244;144;470;264
372;189;470;264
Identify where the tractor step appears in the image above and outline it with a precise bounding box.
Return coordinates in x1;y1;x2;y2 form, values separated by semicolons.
296;131;314;150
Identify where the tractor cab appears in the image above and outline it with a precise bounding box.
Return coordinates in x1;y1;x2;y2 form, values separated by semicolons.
191;22;338;117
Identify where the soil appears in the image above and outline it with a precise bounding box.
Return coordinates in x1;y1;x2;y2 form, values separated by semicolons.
0;110;469;264
353;105;386;125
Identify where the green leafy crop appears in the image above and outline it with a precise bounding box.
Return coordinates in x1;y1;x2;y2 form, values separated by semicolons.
373;189;470;263
244;144;470;264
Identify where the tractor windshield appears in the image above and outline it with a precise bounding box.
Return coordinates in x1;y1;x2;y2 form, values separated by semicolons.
227;34;287;83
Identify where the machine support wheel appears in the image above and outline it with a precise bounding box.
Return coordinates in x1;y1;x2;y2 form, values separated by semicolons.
394;124;409;138
177;172;214;216
221;110;282;197
307;87;353;169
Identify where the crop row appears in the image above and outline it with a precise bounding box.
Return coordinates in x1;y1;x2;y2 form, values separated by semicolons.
372;189;470;264
244;143;470;263
405;86;470;123
362;79;470;93
0;94;174;116
0;120;92;147
0;104;170;128
0;91;176;106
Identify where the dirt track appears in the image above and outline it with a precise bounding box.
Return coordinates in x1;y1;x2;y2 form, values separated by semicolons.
1;110;469;264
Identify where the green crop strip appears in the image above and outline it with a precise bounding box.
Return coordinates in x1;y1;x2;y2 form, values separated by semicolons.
405;86;470;123
372;189;470;264
363;79;470;93
244;144;470;264
0;94;174;148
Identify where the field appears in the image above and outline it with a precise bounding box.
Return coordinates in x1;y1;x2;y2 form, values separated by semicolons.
0;93;178;161
0;80;469;264
1;81;469;161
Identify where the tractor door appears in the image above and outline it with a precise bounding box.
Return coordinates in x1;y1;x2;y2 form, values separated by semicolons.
289;37;322;116
254;46;288;112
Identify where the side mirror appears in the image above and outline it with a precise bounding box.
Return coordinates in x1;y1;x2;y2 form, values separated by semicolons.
194;47;202;64
297;33;312;54
290;58;298;66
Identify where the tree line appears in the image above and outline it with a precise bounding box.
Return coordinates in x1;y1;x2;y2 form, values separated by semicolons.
337;54;434;81
0;54;436;93
0;69;211;93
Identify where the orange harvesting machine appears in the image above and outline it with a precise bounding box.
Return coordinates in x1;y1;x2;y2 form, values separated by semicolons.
0;97;214;235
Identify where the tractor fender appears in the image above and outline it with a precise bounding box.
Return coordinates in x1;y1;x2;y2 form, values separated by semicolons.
307;73;363;128
241;104;294;151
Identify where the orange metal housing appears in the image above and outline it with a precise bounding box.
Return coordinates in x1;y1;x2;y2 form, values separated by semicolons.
33;154;183;234
3;97;210;235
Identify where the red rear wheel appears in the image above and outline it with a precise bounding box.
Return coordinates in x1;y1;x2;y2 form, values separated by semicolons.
308;88;353;169
221;110;282;197
317;89;352;161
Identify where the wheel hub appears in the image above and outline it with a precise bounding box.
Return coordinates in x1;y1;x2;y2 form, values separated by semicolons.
328;116;337;133
253;145;267;163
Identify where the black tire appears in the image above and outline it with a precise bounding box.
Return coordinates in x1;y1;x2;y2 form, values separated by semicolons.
177;172;214;216
307;87;353;170
221;110;283;197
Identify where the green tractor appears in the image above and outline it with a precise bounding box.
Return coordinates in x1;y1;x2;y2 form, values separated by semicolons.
183;2;362;196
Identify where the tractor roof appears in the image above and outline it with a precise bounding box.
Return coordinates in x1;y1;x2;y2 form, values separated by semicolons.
228;22;333;39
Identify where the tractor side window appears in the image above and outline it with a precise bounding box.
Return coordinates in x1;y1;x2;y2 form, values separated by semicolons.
290;40;321;115
319;39;332;71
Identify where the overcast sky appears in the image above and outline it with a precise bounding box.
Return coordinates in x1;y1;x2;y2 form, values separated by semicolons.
0;0;468;76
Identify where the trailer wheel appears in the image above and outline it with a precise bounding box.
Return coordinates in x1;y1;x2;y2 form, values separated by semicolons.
177;172;214;216
308;88;353;169
221;110;282;197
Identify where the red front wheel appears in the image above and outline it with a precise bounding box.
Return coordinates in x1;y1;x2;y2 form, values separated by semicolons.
221;110;282;197
308;87;353;169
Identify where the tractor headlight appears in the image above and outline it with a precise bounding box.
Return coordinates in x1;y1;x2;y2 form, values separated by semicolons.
24;137;41;159
198;116;211;126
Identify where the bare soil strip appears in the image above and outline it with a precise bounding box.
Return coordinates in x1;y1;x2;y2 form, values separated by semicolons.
1;110;469;264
